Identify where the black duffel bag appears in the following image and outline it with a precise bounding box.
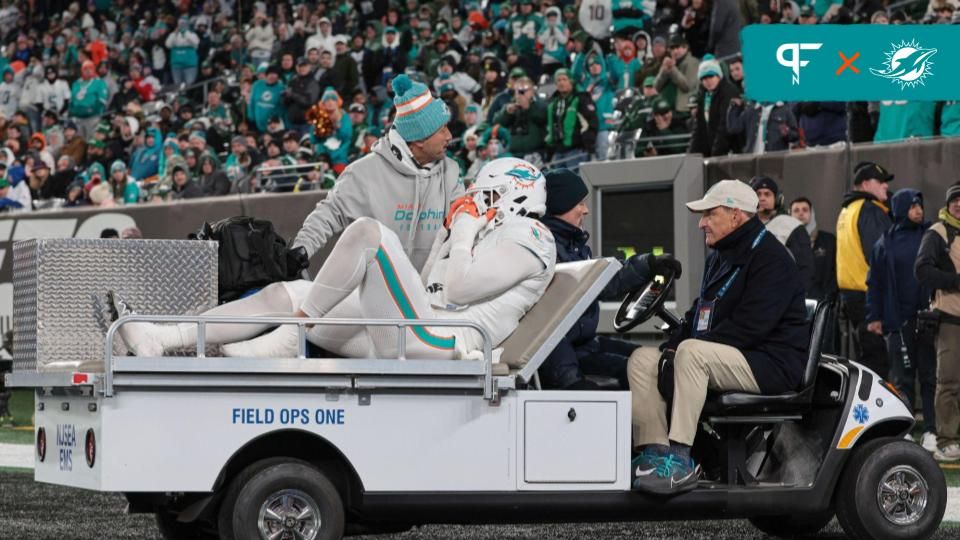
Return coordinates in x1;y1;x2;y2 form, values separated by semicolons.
194;216;308;303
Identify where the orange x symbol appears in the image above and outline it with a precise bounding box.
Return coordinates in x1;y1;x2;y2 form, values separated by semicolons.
836;51;860;75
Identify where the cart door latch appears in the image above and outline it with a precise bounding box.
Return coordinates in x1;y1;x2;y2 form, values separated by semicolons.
567;408;576;422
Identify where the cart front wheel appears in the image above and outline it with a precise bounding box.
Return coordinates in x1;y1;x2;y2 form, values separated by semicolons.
836;437;945;540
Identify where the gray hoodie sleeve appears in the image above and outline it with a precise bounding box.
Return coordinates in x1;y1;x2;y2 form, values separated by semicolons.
291;169;369;259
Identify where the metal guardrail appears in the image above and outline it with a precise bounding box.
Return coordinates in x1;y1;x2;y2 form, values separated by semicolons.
252;161;329;192
542;151;591;172
104;314;496;400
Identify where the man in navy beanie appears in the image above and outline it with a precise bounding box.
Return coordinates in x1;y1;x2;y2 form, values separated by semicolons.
538;168;681;389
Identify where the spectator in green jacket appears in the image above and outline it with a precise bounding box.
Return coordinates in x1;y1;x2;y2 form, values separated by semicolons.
494;76;547;163
654;34;699;114
248;65;287;133
584;53;616;161
166;16;200;86
546;69;598;170
69;60;109;139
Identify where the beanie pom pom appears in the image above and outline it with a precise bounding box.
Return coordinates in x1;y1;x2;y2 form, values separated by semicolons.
393;74;413;96
702;53;716;61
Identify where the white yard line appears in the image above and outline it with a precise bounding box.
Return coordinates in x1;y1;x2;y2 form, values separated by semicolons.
947;488;960;523
0;442;32;469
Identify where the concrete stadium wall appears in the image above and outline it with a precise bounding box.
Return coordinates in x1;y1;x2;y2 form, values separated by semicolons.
704;137;960;233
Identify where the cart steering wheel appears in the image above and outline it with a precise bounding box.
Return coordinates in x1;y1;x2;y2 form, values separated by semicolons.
613;270;680;333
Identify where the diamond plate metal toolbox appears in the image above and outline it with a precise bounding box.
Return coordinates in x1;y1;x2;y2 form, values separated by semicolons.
13;239;218;372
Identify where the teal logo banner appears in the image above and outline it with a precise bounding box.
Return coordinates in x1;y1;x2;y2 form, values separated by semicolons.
741;25;960;101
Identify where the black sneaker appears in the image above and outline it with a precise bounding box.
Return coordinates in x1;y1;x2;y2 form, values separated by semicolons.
631;453;701;496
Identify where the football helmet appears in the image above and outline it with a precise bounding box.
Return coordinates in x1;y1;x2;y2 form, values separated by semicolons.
467;157;547;223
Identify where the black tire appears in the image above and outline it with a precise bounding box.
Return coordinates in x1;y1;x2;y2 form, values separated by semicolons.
217;457;295;540
836;437;946;540
749;510;834;537
229;459;345;540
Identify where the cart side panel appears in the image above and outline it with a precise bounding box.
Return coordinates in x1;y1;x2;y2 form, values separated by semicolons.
98;390;517;493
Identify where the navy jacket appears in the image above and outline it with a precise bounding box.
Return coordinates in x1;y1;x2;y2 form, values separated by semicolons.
541;216;651;346
866;189;930;331
794;101;847;146
666;216;809;394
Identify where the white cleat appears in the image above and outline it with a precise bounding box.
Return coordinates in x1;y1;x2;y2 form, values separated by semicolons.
222;323;302;358
108;291;167;357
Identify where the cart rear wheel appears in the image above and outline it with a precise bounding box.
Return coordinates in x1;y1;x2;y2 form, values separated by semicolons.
228;459;344;540
836;437;945;540
748;510;834;537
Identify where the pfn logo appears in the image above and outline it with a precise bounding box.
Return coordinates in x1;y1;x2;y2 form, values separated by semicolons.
776;43;823;85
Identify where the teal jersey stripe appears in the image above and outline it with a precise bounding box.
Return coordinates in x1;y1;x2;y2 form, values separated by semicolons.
374;247;456;350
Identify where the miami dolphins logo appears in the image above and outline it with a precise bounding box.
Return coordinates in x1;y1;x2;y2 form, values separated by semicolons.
870;39;937;90
505;163;542;188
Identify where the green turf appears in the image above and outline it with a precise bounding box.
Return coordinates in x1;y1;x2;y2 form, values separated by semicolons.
0;426;32;445
8;389;34;426
0;390;35;445
941;466;960;488
0;466;31;473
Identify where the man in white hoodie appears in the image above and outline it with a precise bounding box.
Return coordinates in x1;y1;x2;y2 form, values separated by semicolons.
305;17;337;56
114;74;462;358
245;11;276;67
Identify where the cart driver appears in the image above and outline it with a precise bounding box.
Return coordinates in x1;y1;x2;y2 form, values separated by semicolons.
628;179;809;496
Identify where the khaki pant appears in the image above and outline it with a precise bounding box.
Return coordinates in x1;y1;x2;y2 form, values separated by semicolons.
628;339;761;446
936;323;960;447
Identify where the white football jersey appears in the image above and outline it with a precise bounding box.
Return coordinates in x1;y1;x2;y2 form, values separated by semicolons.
579;0;613;39
426;215;556;352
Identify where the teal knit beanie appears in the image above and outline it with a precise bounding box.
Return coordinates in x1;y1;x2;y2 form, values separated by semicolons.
391;74;450;142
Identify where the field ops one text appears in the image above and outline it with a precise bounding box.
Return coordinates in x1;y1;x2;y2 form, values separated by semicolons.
231;407;346;426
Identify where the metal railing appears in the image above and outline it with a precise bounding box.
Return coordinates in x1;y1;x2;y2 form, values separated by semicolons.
104;314;496;400
250;161;330;193
542;151;591;172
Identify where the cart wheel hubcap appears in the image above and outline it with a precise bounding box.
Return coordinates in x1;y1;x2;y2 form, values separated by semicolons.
876;465;928;526
258;488;322;540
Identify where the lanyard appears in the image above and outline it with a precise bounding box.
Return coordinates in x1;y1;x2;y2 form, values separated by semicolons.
703;228;768;301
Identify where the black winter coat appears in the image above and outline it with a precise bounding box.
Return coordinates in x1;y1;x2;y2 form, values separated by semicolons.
688;78;738;157
666;216;809;394
285;74;321;125
541;216;652;346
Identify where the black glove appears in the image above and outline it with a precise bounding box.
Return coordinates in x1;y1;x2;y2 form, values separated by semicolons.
285;246;310;278
650;253;682;279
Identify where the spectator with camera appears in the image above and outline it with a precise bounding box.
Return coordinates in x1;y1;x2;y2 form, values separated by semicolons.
495;76;547;164
915;183;960;461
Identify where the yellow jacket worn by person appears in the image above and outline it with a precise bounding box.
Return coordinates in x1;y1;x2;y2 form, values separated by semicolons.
836;191;891;292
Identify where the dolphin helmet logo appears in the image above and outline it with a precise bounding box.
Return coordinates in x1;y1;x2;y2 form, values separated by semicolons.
505;164;542;188
870;39;937;90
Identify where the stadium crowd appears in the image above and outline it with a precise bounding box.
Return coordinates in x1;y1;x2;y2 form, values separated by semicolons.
0;0;956;210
